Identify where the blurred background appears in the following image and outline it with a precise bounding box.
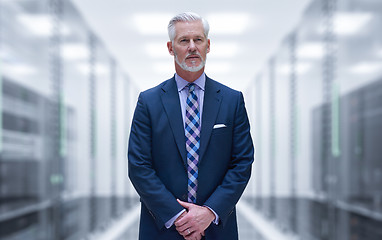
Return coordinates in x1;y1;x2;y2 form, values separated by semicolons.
0;0;382;239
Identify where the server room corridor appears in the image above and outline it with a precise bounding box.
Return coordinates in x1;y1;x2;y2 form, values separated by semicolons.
1;0;382;239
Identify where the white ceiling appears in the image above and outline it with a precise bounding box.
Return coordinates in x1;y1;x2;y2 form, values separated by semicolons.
72;0;310;92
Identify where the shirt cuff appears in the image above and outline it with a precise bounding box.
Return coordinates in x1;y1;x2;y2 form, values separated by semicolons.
165;209;186;229
204;205;219;225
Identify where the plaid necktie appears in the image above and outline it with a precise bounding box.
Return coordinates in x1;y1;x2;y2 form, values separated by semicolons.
185;83;200;203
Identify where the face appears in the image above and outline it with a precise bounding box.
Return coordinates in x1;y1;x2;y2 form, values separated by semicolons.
167;21;210;72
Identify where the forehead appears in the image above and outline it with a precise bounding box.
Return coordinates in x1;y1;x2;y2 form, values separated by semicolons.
174;21;205;38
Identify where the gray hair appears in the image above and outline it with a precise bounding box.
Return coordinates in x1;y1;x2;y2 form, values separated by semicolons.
168;12;210;42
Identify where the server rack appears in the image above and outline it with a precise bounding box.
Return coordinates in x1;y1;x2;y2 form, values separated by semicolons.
312;78;382;239
0;78;78;240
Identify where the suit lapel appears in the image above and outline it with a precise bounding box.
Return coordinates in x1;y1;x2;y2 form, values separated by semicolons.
199;77;222;162
160;77;187;164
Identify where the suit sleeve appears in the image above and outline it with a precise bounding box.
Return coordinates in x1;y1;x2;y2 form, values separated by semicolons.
203;92;254;226
128;93;184;229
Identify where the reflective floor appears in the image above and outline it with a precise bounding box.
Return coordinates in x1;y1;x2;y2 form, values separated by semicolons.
243;197;382;240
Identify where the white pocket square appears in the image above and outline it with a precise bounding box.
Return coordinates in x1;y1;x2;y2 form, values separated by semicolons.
213;124;227;129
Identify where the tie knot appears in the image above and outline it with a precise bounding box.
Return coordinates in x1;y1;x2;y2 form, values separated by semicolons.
188;83;196;93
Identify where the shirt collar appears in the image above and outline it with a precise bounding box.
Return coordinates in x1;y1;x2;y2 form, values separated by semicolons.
175;73;206;92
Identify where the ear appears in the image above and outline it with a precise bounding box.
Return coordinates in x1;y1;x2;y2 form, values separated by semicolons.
167;41;175;56
207;39;210;54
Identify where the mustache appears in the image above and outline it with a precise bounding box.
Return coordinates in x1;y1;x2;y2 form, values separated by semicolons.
186;51;202;58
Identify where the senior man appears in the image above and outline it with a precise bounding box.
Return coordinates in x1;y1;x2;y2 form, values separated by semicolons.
128;12;254;240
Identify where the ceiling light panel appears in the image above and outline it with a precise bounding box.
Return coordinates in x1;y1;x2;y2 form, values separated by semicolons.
297;42;324;59
62;43;89;60
18;14;51;36
277;62;311;75
133;13;174;35
77;63;109;75
351;61;382;74
207;13;251;34
334;12;372;35
17;14;71;37
1;62;36;77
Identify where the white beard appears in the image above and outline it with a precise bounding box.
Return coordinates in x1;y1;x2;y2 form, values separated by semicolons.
174;51;206;72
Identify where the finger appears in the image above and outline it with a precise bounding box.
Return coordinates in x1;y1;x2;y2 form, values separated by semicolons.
175;211;192;227
175;215;191;231
175;211;187;225
176;224;189;233
175;216;188;228
177;199;192;209
175;222;189;232
187;231;202;240
178;230;188;239
178;227;192;238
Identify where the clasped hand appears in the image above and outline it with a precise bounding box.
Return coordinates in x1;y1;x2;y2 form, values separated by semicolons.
174;199;215;240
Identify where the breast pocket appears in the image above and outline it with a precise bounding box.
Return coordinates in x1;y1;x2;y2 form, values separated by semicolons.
211;124;231;135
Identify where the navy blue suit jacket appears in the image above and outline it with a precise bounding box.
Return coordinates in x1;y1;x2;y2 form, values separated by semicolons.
128;76;254;240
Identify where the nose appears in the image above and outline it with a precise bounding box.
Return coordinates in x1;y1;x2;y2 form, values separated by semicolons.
188;39;196;51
